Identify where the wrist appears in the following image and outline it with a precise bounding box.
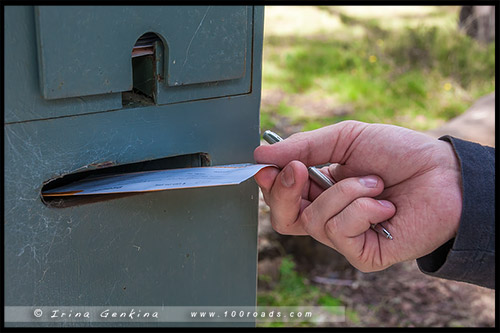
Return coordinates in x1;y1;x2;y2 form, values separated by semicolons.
436;138;463;238
418;136;495;289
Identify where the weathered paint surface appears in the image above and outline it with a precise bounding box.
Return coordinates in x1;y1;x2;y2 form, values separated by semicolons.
35;6;248;100
4;5;264;327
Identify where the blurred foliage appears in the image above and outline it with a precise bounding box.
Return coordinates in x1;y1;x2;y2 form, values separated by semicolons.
258;256;331;306
257;6;495;327
261;6;495;132
257;256;349;327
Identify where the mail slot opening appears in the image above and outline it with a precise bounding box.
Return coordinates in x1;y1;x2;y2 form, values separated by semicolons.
122;32;164;107
41;152;211;208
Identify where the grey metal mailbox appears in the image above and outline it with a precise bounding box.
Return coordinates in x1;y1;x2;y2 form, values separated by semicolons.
4;6;264;327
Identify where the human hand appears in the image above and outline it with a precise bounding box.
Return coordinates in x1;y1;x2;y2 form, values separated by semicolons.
254;121;462;272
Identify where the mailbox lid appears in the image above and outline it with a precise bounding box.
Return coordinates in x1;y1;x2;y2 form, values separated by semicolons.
4;6;123;123
35;6;249;100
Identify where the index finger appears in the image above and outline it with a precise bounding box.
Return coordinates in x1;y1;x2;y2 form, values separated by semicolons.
254;121;369;168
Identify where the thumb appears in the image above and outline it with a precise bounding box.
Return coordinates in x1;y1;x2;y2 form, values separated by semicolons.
254;121;369;168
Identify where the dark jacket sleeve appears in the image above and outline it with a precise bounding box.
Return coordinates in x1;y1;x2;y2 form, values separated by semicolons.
416;135;495;289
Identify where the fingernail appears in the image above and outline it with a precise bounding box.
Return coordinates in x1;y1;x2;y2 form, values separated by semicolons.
359;176;378;188
377;200;392;208
281;165;295;188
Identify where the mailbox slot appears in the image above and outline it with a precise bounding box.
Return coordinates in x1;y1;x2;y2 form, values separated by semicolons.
5;5;264;323
122;33;161;107
41;152;211;208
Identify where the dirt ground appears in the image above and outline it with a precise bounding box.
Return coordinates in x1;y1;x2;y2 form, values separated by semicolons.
256;92;496;327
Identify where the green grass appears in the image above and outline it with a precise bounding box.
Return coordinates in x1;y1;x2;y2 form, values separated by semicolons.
257;256;351;327
258;256;324;307
346;309;361;325
257;7;494;326
261;6;495;132
259;111;276;130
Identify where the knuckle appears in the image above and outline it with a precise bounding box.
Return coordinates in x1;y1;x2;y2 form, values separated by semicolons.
352;197;372;211
342;119;361;127
270;216;291;235
354;264;374;273
351;256;374;273
336;181;357;198
287;131;304;141
272;225;287;235
341;120;364;132
324;218;340;238
300;207;314;233
260;192;271;206
274;228;288;235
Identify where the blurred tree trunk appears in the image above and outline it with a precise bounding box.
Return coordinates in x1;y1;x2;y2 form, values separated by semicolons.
459;6;495;44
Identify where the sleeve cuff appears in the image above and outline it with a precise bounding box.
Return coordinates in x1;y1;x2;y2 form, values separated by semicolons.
416;135;495;289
